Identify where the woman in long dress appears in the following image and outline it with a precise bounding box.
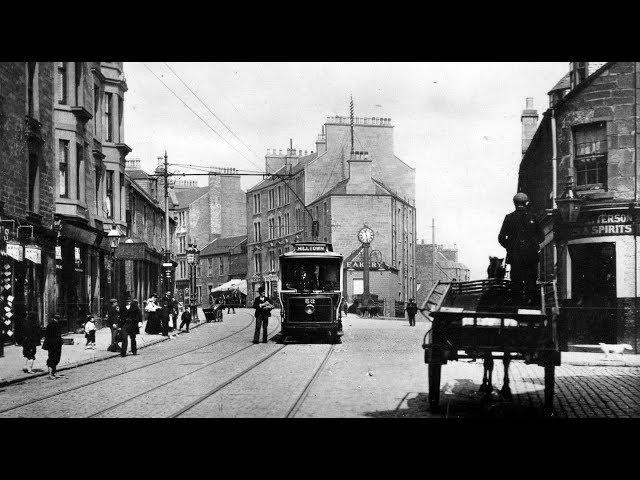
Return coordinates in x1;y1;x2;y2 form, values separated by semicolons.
144;293;162;334
44;315;63;379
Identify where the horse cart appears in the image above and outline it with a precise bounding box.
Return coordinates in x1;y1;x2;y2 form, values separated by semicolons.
421;279;561;414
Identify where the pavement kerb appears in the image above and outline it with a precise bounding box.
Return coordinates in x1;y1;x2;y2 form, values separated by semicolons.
0;318;212;388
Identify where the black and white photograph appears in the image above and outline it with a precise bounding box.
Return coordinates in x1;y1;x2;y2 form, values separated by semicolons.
1;59;639;421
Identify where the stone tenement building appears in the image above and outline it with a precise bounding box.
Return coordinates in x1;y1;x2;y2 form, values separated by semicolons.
246;115;416;314
517;61;639;350
168;166;247;304
0;62;56;346
118;158;176;308
53;62;131;331
415;242;470;306
197;235;248;304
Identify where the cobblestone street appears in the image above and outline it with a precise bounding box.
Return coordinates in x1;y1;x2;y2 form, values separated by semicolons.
0;310;638;418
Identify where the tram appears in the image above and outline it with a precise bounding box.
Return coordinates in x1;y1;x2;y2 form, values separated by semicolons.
278;242;344;342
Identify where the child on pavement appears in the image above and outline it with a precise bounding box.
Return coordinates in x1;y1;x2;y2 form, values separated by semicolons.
84;315;96;349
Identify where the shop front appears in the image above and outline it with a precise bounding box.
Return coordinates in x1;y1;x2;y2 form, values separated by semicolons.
554;208;639;349
1;219;56;346
55;220;107;333
114;241;163;307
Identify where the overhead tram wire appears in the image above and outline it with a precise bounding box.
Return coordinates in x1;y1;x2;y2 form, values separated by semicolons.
164;62;264;163
140;63;262;171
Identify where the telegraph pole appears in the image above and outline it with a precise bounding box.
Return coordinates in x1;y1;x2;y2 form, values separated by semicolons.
161;150;174;297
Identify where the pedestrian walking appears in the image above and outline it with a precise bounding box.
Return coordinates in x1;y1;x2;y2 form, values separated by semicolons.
21;310;41;374
252;286;274;344
106;299;121;352
84;315;96;349
215;297;224;322
161;291;178;330
159;293;175;338
42;314;63;379
226;292;236;315
179;308;192;332
498;192;544;305
405;298;418;326
119;298;142;356
144;293;162;334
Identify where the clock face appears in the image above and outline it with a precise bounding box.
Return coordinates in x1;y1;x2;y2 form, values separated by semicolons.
358;227;374;244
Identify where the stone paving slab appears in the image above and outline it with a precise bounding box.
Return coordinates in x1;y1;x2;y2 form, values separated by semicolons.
0;308;211;387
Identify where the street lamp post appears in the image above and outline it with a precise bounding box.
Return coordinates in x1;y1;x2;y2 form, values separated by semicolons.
186;243;200;321
107;224;122;304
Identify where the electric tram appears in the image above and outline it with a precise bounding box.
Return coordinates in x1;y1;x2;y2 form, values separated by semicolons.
278;242;344;342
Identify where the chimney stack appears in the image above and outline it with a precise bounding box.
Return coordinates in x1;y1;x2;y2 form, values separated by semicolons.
521;97;538;157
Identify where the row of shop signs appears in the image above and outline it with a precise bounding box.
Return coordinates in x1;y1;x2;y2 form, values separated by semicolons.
2;241;42;264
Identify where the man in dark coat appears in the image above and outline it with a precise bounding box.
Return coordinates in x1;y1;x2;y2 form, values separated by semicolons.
160;292;176;336
498;192;545;305
162;291;178;330
179;308;192;332
118;298;142;356
252;286;273;344
405;298;418;326
106;299;121;352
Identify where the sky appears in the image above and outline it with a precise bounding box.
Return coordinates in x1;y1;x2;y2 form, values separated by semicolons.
124;62;569;279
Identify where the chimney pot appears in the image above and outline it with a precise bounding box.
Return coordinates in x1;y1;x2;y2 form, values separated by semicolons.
526;97;534;109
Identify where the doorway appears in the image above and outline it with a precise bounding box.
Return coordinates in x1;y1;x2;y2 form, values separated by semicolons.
568;242;617;344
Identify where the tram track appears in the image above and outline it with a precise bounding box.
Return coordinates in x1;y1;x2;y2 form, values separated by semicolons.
286;343;335;418
0;312;262;416
173;339;336;418
90;318;282;418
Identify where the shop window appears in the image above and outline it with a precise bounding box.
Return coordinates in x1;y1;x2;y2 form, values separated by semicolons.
74;62;82;106
105;170;114;218
95;166;102;215
574;122;607;189
57;62;67;105
27;62;38;118
76;142;83;201
104;92;113;142
58;140;69;198
118;95;123;143
93;83;100;134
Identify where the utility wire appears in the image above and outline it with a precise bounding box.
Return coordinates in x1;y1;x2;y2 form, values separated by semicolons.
140;63;262;171
164;62;263;162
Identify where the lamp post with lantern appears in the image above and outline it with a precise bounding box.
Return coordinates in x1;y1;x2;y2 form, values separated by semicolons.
107;224;123;304
186;243;200;321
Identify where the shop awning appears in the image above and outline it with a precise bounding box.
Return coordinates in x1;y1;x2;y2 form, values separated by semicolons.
211;279;247;295
114;242;163;263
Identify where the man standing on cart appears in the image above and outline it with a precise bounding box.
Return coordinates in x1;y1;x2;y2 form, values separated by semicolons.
498;192;545;305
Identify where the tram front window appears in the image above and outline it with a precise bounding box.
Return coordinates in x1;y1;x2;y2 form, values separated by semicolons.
281;259;340;292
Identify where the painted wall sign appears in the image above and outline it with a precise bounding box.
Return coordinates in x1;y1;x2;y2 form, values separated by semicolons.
24;246;41;264
567;212;635;239
5;242;23;261
346;261;391;270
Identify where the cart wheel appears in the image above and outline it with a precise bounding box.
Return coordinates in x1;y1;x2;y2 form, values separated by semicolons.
543;365;555;415
428;364;442;412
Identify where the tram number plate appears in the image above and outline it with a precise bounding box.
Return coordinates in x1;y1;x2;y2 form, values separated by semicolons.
305;298;315;304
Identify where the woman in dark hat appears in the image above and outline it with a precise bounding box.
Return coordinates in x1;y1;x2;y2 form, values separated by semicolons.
43;314;63;379
144;293;162;334
21;310;41;374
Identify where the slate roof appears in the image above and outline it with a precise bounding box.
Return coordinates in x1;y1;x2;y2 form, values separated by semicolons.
246;153;318;193
172;186;209;208
200;234;247;257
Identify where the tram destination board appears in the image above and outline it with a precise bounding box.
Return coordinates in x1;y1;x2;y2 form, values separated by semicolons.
294;244;328;253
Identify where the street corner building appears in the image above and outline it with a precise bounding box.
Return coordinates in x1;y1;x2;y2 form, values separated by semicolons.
170;168;247;305
518;62;640;351
245;114;416;316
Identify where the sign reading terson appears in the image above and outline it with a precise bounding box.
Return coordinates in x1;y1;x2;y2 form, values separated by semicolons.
567;212;634;239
